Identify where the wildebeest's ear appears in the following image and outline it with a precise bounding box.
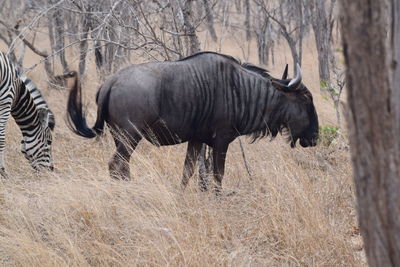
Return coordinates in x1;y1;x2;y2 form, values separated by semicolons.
282;64;288;79
271;80;291;93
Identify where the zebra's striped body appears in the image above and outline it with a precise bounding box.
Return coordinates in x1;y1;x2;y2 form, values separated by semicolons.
18;67;51;109
0;51;55;178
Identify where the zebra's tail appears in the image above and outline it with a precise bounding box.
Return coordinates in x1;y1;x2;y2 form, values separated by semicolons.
64;71;110;139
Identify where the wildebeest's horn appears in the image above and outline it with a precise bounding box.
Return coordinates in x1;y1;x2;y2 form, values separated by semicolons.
282;64;288;79
288;63;302;89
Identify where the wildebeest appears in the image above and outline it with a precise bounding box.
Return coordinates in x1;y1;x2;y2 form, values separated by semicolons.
65;52;318;193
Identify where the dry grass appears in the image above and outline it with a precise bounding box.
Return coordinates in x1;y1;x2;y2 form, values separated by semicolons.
0;33;365;266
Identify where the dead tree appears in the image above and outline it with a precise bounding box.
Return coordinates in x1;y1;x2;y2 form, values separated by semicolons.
0;17;63;86
254;8;268;65
253;5;276;66
202;0;217;42
340;0;400;265
0;0;30;63
308;0;336;94
255;0;308;72
181;0;201;55
244;0;251;41
46;0;70;74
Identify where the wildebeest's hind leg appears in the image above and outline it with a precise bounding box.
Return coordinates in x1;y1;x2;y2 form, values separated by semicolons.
109;133;142;180
181;141;202;190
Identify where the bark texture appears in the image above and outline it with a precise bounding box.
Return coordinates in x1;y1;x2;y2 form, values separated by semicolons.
182;0;201;55
310;0;333;89
340;0;400;266
202;0;217;42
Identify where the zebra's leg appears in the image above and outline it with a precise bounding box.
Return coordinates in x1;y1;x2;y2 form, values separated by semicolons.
181;140;202;190
109;133;141;180
0;105;11;179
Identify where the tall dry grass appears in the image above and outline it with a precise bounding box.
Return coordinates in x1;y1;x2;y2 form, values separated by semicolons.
0;34;365;266
0;135;362;266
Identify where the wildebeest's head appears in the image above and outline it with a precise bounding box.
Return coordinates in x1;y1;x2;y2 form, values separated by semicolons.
271;64;319;148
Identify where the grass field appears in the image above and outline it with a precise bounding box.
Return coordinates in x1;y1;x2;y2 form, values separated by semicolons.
0;31;366;266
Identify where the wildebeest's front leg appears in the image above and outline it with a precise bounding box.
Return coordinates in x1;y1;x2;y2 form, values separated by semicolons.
181;140;202;189
109;134;141;180
212;140;230;195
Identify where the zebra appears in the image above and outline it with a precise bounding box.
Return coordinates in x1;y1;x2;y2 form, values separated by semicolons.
0;51;55;178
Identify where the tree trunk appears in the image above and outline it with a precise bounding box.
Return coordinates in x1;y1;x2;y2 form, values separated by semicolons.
47;16;56;73
256;15;268;65
79;8;92;76
297;0;303;66
54;8;68;72
244;0;251;41
276;2;301;72
182;0;201;55
279;25;300;71
235;0;241;12
202;0;217;42
340;0;400;265
78;31;89;76
310;0;333;93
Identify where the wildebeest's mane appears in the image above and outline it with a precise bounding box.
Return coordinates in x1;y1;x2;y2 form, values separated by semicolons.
181;53;312;102
179;51;271;78
239;63;295;144
178;51;239;64
240;62;271;78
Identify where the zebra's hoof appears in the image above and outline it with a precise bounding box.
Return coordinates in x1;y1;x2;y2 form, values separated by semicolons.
0;168;9;179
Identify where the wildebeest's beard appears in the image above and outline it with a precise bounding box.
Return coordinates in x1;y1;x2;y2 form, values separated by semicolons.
299;102;319;147
282;127;298;148
248;122;290;144
247;119;302;148
286;97;319;148
275;115;302;148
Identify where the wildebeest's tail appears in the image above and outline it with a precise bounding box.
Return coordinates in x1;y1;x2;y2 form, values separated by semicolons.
63;71;110;138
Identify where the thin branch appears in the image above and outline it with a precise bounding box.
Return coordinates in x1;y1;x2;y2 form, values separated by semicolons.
160;27;195;36
7;0;66;55
238;138;253;178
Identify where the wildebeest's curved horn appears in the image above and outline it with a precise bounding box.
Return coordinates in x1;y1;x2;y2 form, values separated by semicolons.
282;64;288;79
288;63;302;89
